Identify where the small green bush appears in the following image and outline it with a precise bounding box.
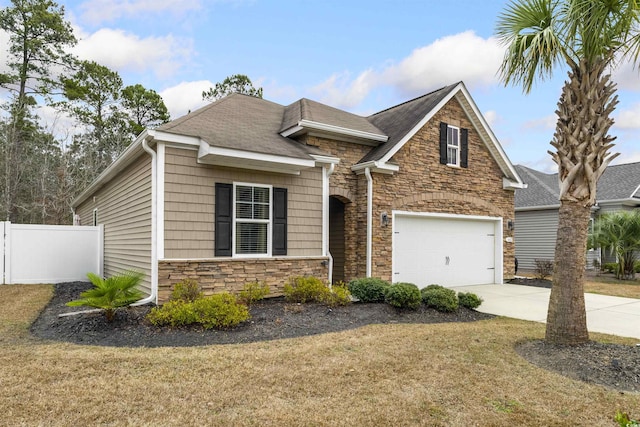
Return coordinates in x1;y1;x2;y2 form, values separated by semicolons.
602;262;618;274
320;283;352;307
421;286;458;312
170;279;203;302
147;293;249;329
283;276;330;303
635;261;640;274
238;281;270;305
384;282;421;310
457;292;483;309
347;277;390;302
615;410;639;427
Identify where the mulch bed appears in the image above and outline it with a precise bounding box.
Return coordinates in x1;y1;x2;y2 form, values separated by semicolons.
29;282;640;393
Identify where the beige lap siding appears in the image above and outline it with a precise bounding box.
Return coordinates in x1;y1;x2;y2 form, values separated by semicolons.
157;257;329;303
163;147;323;259
75;154;153;294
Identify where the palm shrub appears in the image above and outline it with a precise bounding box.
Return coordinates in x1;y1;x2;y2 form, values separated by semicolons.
384;282;421;310
347;277;390;302
590;211;640;280
67;271;144;322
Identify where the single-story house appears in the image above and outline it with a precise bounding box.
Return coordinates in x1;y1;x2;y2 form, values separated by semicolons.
514;162;640;271
72;81;524;304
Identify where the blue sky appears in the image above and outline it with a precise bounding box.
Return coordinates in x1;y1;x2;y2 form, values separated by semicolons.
2;0;640;171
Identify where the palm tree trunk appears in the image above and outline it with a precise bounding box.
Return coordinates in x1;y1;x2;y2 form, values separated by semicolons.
545;58;619;345
546;199;590;344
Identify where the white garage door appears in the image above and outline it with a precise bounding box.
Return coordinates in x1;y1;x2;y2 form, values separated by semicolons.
393;214;500;287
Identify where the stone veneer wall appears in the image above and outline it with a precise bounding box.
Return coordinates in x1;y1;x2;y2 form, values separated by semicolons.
158;257;329;303
371;97;516;282
302;135;370;280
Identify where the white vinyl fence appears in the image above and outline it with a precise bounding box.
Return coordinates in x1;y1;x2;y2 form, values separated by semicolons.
1;222;103;285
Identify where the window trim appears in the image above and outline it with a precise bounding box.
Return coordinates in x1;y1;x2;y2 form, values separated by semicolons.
446;125;460;167
232;182;273;258
92;208;98;226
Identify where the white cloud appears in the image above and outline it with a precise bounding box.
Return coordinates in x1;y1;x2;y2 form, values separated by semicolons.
160;80;212;119
78;0;203;25
612;61;640;91
34;105;83;146
613;151;640;165
523;114;556;130
483;110;500;127
309;31;504;110
615;103;640;129
72;28;194;79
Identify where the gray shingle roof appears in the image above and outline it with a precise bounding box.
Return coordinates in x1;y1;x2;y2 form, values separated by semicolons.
280;98;386;137
515;162;640;208
360;83;459;163
158;93;327;160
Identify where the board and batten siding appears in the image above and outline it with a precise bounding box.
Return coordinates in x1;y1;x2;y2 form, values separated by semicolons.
514;209;558;272
163;147;323;259
75;154;153;294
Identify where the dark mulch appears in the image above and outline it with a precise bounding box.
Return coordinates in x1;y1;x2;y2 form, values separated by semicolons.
508;277;552;288
29;282;640;393
30;282;494;348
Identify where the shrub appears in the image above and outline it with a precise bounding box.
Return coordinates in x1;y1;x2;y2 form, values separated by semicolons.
238;281;270;306
602;263;618;274
321;283;352;307
615;411;639;427
67;270;144;322
283;276;330;303
384;282;421;310
534;259;554;280
458;292;483;309
170;279;203;303
147;293;249;329
421;286;459;312
635;261;640;274
347;277;391;302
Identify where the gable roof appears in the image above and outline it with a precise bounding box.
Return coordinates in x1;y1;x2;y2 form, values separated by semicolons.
361;83;458;163
515;162;640;209
280;98;387;142
158;93;327;160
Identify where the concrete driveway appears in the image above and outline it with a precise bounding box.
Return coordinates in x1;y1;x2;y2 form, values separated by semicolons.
451;283;640;340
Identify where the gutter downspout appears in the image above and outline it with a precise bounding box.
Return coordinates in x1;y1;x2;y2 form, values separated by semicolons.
134;136;158;305
365;167;372;277
324;163;336;286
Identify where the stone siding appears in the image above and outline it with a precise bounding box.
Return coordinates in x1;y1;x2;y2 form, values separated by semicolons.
371;97;515;281
158;257;329;303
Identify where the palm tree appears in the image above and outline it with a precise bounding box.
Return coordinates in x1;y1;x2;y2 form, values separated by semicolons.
496;0;640;344
591;211;640;280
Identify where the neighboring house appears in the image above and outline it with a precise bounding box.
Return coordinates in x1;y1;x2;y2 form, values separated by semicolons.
72;81;524;303
514;163;640;271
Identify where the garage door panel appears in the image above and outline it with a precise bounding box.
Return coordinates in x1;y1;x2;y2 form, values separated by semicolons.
393;215;497;287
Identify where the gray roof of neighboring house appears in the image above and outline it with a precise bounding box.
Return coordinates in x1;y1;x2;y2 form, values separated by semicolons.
158;93;328;160
515;162;640;208
280;98;386;138
360;83;459;163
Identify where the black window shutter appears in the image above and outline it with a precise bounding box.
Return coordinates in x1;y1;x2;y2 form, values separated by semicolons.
215;183;233;256
272;187;287;256
460;128;469;168
439;122;448;164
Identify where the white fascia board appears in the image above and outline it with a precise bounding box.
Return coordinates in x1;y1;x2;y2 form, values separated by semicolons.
351;161;399;175
503;177;528;190
198;141;316;174
148;129;201;147
310;154;340;166
281;120;388;143
379;84;462;164
454;86;525;187
597;198;640;206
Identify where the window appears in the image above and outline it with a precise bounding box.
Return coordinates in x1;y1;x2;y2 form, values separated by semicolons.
215;183;287;257
439;122;468;168
446;125;460;166
234;184;271;255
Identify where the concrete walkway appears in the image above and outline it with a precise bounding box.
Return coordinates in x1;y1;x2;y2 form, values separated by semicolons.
451;283;640;340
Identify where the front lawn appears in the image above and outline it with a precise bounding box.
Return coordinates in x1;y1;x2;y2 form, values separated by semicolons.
585;274;640;299
1;285;638;426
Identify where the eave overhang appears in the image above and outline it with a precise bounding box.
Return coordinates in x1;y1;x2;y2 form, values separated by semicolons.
280;119;388;146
